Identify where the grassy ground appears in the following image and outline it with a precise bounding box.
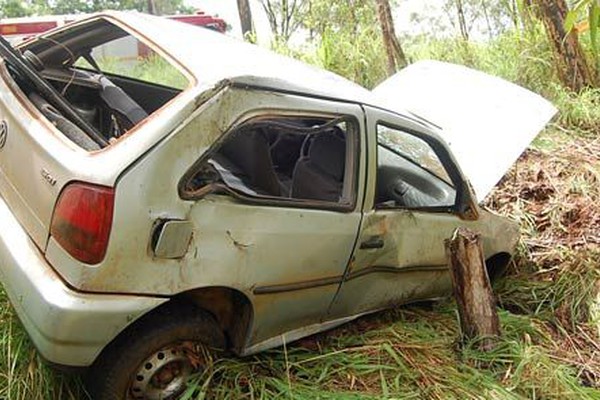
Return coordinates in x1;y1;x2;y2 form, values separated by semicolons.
1;27;600;400
0;129;598;400
179;126;600;399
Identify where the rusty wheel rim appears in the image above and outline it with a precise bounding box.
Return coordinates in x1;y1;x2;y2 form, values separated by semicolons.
129;344;201;400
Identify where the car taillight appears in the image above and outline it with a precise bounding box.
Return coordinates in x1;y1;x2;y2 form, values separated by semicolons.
50;182;115;265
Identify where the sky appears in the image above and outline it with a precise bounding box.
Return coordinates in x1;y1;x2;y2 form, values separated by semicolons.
184;0;450;43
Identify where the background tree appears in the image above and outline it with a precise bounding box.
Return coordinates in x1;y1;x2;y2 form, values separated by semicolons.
565;0;600;72
441;0;516;41
0;0;33;18
260;0;307;43
534;0;595;91
376;0;407;75
237;0;254;40
302;0;391;88
147;0;157;14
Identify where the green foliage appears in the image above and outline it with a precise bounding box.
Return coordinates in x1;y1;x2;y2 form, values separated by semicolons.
0;0;192;17
94;55;188;90
0;0;32;18
405;25;600;133
564;0;600;72
259;0;309;43
272;0;390;88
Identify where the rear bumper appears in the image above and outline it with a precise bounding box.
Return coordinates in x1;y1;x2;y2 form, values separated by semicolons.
0;193;166;367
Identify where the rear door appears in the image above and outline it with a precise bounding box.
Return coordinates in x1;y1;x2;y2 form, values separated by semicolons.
177;92;368;348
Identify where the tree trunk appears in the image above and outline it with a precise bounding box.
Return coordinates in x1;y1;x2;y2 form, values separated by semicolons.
237;0;254;40
445;228;500;351
535;0;595;91
456;0;469;41
376;0;408;76
147;0;157;15
481;0;493;40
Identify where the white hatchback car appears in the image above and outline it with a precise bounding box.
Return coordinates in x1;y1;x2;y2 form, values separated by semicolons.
0;12;555;400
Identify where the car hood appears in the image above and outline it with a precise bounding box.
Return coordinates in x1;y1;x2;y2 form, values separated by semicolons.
373;60;557;202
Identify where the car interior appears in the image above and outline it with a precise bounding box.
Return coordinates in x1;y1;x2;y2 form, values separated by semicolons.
374;124;456;209
185;117;354;204
2;18;187;151
376;144;456;209
184;116;455;210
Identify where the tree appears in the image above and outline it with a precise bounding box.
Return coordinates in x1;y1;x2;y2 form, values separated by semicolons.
0;0;33;18
147;0;157;14
375;0;407;75
260;0;307;43
302;0;391;88
237;0;254;40
565;0;600;72
534;0;595;92
441;0;516;41
455;0;470;40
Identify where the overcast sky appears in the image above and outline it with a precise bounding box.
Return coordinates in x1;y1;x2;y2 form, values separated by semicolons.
184;0;448;43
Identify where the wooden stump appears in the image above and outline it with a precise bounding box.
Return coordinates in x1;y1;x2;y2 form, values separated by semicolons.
445;227;500;351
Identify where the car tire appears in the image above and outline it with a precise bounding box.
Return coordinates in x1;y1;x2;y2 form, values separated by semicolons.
87;302;225;400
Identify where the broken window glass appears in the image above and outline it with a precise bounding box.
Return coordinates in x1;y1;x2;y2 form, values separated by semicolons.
186;116;357;207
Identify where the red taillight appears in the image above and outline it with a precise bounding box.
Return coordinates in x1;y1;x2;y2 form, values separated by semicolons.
50;182;115;265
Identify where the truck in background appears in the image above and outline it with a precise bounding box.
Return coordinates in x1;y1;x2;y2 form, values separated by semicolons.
0;11;226;44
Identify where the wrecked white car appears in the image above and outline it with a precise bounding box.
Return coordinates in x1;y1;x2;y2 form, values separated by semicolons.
0;12;555;400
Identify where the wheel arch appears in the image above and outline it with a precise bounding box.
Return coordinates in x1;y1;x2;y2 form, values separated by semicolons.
171;286;254;354
91;286;253;370
485;252;512;281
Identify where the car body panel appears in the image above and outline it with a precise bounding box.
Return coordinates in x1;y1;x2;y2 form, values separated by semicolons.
373;60;558;201
330;105;518;318
0;186;165;366
0;12;547;368
47;87;369;350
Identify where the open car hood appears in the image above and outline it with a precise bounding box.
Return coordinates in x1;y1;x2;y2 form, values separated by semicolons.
373;60;557;202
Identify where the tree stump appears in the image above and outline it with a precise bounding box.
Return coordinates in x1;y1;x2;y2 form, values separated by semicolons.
445;227;500;351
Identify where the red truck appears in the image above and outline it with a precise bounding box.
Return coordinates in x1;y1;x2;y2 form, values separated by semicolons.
0;11;226;44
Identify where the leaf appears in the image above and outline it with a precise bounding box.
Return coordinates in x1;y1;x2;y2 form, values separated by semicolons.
564;10;579;32
565;0;594;31
589;3;600;59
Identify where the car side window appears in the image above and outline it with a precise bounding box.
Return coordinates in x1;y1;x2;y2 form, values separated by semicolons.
182;116;358;209
376;124;456;209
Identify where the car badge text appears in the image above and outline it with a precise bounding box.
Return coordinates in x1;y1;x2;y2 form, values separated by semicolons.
41;168;57;186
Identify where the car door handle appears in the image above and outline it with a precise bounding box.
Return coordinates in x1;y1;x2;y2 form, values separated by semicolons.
359;236;384;250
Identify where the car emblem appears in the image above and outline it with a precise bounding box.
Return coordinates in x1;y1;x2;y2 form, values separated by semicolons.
41;168;57;186
0;120;7;150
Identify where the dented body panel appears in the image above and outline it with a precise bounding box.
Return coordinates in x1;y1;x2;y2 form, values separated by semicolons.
0;12;541;369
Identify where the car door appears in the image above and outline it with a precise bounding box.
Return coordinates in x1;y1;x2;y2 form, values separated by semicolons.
328;106;474;319
178;91;367;349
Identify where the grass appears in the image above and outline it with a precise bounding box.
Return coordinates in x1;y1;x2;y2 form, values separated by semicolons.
1;22;600;400
0;126;598;400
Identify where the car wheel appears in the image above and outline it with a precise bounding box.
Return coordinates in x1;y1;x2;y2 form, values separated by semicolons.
87;303;225;400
